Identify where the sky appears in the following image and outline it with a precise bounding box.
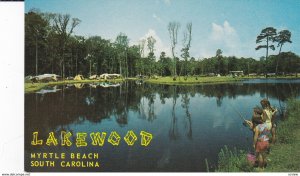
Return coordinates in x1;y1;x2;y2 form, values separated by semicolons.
25;0;300;59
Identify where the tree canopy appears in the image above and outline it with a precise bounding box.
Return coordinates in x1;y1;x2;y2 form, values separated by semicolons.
25;11;300;79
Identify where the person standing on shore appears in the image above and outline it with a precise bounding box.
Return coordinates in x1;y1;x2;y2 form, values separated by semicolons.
252;112;270;170
260;98;278;144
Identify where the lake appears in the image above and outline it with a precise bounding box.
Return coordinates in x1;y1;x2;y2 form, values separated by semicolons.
25;79;300;172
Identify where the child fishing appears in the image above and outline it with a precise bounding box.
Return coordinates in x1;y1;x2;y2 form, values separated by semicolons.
244;98;278;170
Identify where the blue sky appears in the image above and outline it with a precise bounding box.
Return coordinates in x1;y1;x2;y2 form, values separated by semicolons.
25;0;300;59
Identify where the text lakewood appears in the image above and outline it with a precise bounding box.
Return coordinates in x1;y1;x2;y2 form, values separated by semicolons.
31;130;153;147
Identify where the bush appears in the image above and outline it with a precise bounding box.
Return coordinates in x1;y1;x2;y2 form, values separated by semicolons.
216;145;254;172
276;99;300;144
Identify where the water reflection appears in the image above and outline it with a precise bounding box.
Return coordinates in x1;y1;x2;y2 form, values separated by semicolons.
36;85;61;94
25;79;300;171
170;86;179;140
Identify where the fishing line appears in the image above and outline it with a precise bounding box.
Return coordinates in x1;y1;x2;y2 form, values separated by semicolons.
229;103;247;121
228;102;252;128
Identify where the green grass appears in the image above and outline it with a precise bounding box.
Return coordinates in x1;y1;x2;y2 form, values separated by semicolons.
25;76;300;93
243;75;299;79
264;99;300;172
145;76;242;85
25;76;242;93
216;146;254;172
215;99;300;172
25;79;125;93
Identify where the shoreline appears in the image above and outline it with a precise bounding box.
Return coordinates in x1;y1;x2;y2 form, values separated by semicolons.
25;76;300;93
145;76;242;85
25;79;126;93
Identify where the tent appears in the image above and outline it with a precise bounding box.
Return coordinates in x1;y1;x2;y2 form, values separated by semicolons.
99;73;122;80
89;75;99;80
31;74;60;82
74;75;84;81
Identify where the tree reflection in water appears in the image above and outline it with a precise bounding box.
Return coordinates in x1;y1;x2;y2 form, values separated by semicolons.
25;80;300;148
181;89;192;140
169;86;179;140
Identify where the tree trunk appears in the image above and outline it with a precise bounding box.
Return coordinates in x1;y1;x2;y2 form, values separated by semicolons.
70;52;73;77
63;58;65;80
51;57;54;74
275;44;283;77
172;47;176;77
62;44;65;80
35;36;38;76
119;55;122;76
75;51;78;75
125;50;128;78
265;37;269;78
89;59;92;77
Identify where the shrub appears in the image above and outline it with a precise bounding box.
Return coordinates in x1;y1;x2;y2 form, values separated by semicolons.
216;145;254;172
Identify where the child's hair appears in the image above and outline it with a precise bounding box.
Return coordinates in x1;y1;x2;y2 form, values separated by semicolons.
253;107;263;115
260;98;270;109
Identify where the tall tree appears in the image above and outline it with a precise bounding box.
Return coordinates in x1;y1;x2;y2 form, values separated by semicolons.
216;49;223;74
137;39;146;75
168;21;180;80
147;36;156;76
86;36;111;75
139;39;146;58
181;22;192;79
25;11;48;76
255;27;277;77
73;35;86;75
115;33;129;77
147;36;156;56
275;30;292;75
53;14;81;79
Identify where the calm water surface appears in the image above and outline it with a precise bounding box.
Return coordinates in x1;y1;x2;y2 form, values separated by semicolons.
25;79;300;172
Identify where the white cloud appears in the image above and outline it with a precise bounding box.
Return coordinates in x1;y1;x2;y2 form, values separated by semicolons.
210;20;239;49
211;23;225;41
197;21;243;58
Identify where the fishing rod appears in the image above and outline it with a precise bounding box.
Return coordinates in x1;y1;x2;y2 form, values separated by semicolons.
229;103;253;128
230;104;247;121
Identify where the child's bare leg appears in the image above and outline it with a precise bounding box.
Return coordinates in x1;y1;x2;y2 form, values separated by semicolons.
271;127;276;144
257;153;264;168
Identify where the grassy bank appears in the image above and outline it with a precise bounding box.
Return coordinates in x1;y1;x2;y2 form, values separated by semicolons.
243;75;299;79
146;76;242;85
264;99;300;172
25;79;125;93
215;99;300;172
25;76;300;93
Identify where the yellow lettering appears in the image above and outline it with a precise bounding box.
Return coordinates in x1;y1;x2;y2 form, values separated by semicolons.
124;130;137;146
61;131;72;146
76;133;87;147
46;132;58;146
94;153;99;159
61;161;65;167
90;132;106;146
140;131;153;146
70;153;75;159
107;131;121;146
31;132;43;145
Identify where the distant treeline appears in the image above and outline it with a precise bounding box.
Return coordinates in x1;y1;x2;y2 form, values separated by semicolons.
25;10;300;78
